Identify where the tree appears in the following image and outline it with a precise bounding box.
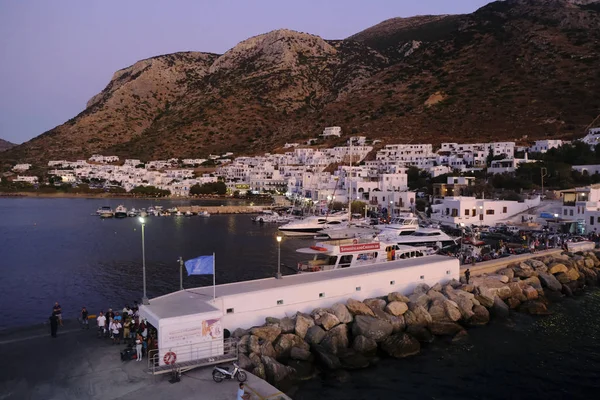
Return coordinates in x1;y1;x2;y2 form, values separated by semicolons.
131;186;170;197
189;181;227;195
350;200;367;214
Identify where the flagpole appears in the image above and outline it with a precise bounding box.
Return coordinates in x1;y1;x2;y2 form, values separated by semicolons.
179;257;183;291
213;252;216;302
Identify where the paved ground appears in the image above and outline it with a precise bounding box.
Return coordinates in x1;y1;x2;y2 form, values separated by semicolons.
0;320;289;400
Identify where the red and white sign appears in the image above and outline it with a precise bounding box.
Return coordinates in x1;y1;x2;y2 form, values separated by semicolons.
339;243;381;253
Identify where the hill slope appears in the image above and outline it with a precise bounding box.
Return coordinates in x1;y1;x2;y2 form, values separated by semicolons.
0;139;16;152
3;0;600;167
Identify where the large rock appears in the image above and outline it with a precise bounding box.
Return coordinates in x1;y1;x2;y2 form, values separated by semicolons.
443;301;463;322
352;315;394;342
406;325;434;343
249;353;262;368
286;359;315;380
314;312;340;331
519;301;550;315
388;292;410;303
490;296;510;318
352;335;378;354
518;276;542;290
539;272;562;291
331;303;353;324
414;283;431;294
363;298;387;310
584;258;595;269
430;282;443;292
337;348;370;370
389;315;406;333
523;286;539;300
320;324;349;355
290;347;312;361
555;272;571;284
232;328;249;338
427;304;446;322
549;263;568;275
513;263;535;279
404;304;433;327
248;335;261;354
408;293;431;308
507;282;524;298
251;325;282;343
498;268;515;280
526;259;547;270
381;333;421;358
265;317;280;325
252;363;266;380
580;266;599;285
487;274;510;284
346;298;376;317
304;325;326;345
238;353;254;370
455;296;475;320
385;301;409;316
566;268;581;281
468;305;490;325
260;341;277;358
273;333;310;358
261;356;295;385
238;335;250;354
427;290;448;303
294;313;315;339
279;317;295;334
312;345;341;369
429;321;464;336
507;297;521;309
475;288;495;308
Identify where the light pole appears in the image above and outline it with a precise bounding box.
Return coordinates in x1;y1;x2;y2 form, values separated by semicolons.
139;217;149;305
479;205;483;227
276;235;282;279
460;222;465;255
390;200;394;221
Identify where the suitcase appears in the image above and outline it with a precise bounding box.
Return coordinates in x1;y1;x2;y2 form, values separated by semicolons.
120;347;136;361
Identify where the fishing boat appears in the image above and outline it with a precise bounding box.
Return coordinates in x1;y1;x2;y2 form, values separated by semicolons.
296;238;435;273
114;205;128;218
278;213;348;236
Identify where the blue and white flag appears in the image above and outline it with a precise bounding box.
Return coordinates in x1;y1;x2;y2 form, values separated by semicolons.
185;255;214;275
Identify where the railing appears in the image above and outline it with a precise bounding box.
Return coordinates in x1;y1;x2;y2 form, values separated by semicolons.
147;338;239;375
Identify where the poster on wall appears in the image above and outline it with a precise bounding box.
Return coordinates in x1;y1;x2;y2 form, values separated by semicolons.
163;318;223;347
202;318;223;340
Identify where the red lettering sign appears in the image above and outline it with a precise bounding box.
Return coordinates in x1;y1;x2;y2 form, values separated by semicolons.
339;243;381;253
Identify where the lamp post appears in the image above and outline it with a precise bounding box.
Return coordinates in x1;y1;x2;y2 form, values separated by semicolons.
554;213;559;223
390;200;394;221
479;205;483;227
460;222;465;256
276;235;282;279
139;217;149;305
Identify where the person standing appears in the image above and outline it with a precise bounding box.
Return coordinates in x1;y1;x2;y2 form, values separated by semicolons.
80;307;89;330
123;318;131;345
53;302;63;327
110;319;122;345
465;268;471;284
96;312;106;338
135;334;143;362
49;314;58;338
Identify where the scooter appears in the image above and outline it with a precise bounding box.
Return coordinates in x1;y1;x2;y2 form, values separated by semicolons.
212;363;247;383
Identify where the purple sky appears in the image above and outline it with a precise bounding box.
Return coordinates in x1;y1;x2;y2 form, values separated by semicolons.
0;0;492;144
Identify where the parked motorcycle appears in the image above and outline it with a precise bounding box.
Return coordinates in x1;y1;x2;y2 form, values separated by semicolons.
212;363;247;383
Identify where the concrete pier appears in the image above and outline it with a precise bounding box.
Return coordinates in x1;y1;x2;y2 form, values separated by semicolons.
0;320;290;400
178;205;268;214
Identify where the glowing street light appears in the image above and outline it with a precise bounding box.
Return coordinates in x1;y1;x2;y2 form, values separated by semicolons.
276;235;283;279
139;217;149;305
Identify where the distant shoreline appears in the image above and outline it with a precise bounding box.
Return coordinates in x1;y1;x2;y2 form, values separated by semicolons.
0;191;253;201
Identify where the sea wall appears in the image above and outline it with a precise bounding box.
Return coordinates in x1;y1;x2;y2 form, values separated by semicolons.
229;250;600;388
178;205;268;214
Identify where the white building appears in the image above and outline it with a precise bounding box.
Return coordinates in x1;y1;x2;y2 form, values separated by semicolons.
12;163;31;172
321;126;342;138
89;154;119;164
529;140;562;154
430;196;541;227
572;165;600;176
13;175;39;184
560;185;600;234
488;154;536;174
579;128;600;148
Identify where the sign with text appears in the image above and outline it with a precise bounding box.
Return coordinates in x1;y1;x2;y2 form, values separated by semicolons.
339;243;380;253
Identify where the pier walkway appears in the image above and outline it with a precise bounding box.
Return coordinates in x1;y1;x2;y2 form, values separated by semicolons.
0;320;289;400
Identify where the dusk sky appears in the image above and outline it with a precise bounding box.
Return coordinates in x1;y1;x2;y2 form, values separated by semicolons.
0;0;493;144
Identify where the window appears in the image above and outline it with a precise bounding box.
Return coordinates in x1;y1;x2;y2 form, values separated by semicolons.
420;275;425;280
486;209;495;215
597;216;600;223
591;216;595;226
451;209;458;217
564;209;567;216
390;280;395;285
465;209;470;216
226;308;234;314
356;287;361;291
503;207;507;213
570;210;574;216
277;300;284;305
446;270;452;275
319;293;325;298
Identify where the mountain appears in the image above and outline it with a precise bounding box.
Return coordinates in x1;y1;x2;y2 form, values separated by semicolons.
0;139;16;152
3;0;600;167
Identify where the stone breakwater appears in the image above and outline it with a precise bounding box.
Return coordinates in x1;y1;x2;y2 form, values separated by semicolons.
178;205;267;214
230;250;600;388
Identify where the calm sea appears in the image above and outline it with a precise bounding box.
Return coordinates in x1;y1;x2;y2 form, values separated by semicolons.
0;197;308;329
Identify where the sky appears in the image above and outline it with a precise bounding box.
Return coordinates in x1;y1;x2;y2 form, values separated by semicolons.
0;0;493;144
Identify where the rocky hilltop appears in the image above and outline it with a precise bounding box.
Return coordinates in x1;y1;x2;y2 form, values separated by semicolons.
3;0;600;166
0;139;15;152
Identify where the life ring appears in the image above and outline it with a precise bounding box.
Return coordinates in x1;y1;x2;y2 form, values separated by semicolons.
310;246;327;251
352;239;358;244
163;351;177;365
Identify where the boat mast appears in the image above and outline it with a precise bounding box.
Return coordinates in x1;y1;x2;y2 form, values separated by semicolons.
347;138;352;222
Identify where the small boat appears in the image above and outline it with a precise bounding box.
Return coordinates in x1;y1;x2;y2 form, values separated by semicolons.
96;206;113;216
147;206;156;214
114;205;128;218
167;207;178;214
139;211;148;218
198;210;211;218
185;211;194;217
127;208;138;217
100;210;114;218
175;211;183;217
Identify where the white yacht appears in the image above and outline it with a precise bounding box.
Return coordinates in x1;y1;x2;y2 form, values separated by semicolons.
377;227;458;250
314;220;380;240
252;211;288;224
278;213;349;236
114;205;127;218
378;214;420;237
96;206;113;216
296;238;435;273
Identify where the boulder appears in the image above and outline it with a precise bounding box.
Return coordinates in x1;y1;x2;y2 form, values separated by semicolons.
475;288;495;308
286;359;315;380
232;328;249;338
519;301;550;315
513;263;535;278
555;272;571;284
265;317;280;325
273;334;310;359
493;286;513;301
279;317;296;334
455;296;475;320
249;353;262;368
490;296;510;318
252;363;266;380
523;286;539;300
387;292;410;303
443;301;463;322
462;284;476;293
414;283;431;294
580;266;599;285
584;258;595;269
406;325;434;343
385;301;409;316
381;333;421;358
498;268;515;279
487;274;510;284
538;272;562;291
260;341;277;358
427;290;448;303
468;305;490;325
566;268;581;282
314;312;340;331
304;325;326;345
337;348;370;370
320;324;349;355
248;335;261;355
549;263;568;275
290;347;312;361
507;297;521;309
331;303;353;324
352;335;378;354
261;356;295;385
430;282;443;292
294;313;315;339
408;293;431;308
507;282;523;298
352;315;394;342
562;284;573;297
526;259;547;270
251;325;282;343
429;321;464;336
346;298;376;317
518;276;542;290
369;306;395;323
427;304;447;322
312;345;341;369
452;329;469;342
404;304;433;327
238;335;250;354
238;353;254;370
389;315;406;333
363;298;387;310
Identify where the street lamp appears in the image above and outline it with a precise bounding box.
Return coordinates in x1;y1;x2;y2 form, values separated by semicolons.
479;205;483;227
554;213;559;223
139;217;149;305
460;222;465;256
276;235;283;279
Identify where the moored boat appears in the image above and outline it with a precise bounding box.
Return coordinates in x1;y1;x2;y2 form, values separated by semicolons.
278;213;348;236
96;206;113;216
198;210;211;218
114;205;128;218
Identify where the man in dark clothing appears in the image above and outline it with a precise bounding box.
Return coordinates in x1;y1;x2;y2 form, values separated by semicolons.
80;307;89;329
465;269;471;284
49;314;58;338
53;302;62;327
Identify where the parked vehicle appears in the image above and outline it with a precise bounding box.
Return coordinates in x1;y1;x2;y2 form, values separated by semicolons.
212;363;247;383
